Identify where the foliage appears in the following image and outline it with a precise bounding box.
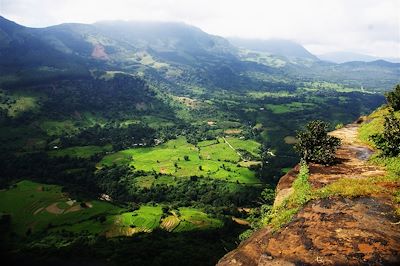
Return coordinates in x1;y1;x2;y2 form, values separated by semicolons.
370;111;400;157
335;123;344;129
262;162;311;230
294;120;341;164
385;84;400;111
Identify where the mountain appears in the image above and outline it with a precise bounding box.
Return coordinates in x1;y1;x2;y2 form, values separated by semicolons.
318;51;400;64
1;16;399;91
0;16;398;266
227;37;318;60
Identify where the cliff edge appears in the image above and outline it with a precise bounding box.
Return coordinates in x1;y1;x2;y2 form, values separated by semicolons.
218;120;400;265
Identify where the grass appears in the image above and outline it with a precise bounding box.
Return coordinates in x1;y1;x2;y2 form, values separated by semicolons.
113;206;223;233
118;206;163;230
0;180;121;236
0;90;40;117
199;141;240;162
174;208;223;232
0;180;224;238
134;175;178;188
314;177;387;199
100;137;261;184
40;120;79;136
48;145;112;159
266;102;316;114
263;163;311;230
358;106;400;146
358;106;400;178
224;137;261;159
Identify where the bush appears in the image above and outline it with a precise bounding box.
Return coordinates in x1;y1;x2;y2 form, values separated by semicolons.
294;120;341;165
370;111;400;157
385;84;400;111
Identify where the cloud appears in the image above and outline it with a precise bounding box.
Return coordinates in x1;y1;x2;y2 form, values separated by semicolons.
0;0;399;58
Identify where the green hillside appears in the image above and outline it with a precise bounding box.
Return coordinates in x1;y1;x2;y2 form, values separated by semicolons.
0;15;399;266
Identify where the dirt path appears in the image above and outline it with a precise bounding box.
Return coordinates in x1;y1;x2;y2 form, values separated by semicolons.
309;123;386;188
218;122;400;266
275;123;386;206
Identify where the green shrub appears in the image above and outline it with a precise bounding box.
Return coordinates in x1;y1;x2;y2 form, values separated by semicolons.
335;123;344;129
385;84;400;111
370;111;400;157
294;120;341;165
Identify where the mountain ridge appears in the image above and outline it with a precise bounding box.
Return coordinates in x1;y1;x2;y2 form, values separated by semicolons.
318;51;400;64
1;16;399;91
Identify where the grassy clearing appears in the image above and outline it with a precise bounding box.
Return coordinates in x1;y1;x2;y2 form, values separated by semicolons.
134;175;178;188
266;102;316;114
142;115;175;128
225;137;261;159
40;120;79;136
48;145;112;158
174;208;223;232
100;137;261;184
118;206;163;230
314;177;387;199
0;90;40;117
0;181;224;238
199;141;240;162
40;113;106;136
113;206;222;233
0;180;120;235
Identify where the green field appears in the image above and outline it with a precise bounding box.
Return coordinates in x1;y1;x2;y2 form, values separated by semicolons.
175;208;223;232
48;144;112;158
100;137;261;184
40;120;80;136
118;206;163;230
114;206;222;233
0;180;120;235
0;90;40;117
0;180;224;237
266;102;316;114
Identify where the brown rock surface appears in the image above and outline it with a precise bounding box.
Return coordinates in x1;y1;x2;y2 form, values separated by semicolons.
218;123;400;266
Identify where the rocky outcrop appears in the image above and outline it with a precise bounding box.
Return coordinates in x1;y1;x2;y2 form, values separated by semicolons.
218;123;400;265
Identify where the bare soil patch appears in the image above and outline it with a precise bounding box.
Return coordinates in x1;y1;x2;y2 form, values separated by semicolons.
45;202;64;214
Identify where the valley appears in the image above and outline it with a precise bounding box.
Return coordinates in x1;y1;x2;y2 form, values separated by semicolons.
0;15;398;266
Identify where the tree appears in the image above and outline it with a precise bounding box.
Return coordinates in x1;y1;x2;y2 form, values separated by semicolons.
294;120;341;165
385;84;400;111
370;111;400;157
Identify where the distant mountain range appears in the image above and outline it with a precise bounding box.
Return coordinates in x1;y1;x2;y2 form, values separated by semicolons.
0;16;399;90
318;51;400;64
227;38;318;61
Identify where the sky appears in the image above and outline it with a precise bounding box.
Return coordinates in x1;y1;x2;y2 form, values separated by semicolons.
1;0;399;58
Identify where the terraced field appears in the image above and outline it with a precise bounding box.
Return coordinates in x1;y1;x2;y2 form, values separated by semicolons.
0;180;120;235
0;181;224;238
